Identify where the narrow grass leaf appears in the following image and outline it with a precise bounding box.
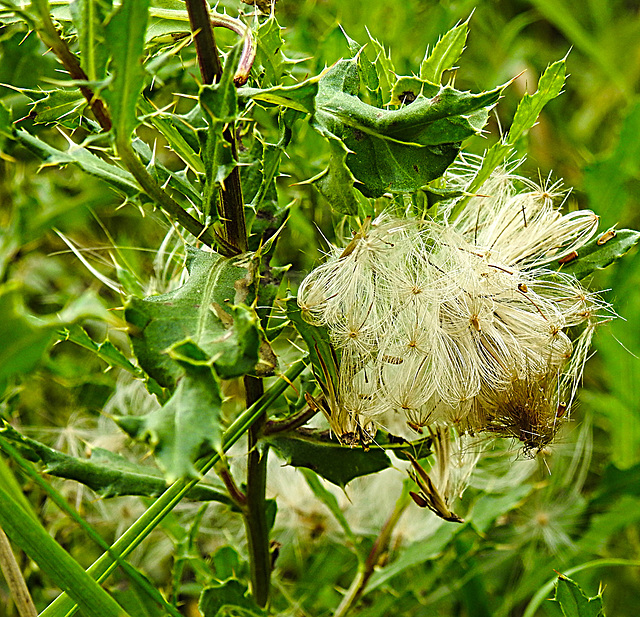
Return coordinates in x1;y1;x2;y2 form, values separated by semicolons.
0;485;131;617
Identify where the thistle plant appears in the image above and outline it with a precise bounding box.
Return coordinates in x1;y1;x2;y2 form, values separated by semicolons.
297;166;611;454
0;2;639;616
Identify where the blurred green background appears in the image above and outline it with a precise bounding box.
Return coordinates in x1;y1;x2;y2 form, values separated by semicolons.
1;0;640;615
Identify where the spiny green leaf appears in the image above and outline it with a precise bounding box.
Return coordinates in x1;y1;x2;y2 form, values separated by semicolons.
507;56;566;144
365;30;395;106
554;229;640;279
105;0;149;140
15;129;139;194
138;97;205;174
0;424;230;502
58;324;141;375
70;0;112;82
254;14;293;87
116;340;224;480
0;484;133;617
420;16;471;84
125;249;261;389
268;429;392;488
239;77;319;115
312;55;502;201
552;575;605;617
451;58;567;220
31;89;87;127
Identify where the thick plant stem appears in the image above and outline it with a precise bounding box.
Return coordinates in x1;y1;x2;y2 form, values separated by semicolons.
185;0;222;84
334;487;413;617
244;375;271;607
185;0;247;254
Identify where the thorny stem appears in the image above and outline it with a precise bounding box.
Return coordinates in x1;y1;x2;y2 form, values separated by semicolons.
186;0;269;604
30;0;216;247
334;487;413;617
116;139;216;246
243;375;271;608
0;527;38;617
30;0;111;131
185;0;248;255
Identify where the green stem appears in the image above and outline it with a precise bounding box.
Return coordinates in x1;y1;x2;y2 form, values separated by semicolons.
244;375;271;607
334;486;412;617
185;0;247;254
40;359;306;617
116;138;216;246
263;404;319;435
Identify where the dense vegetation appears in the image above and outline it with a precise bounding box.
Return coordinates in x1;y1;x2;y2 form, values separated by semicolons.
1;1;640;616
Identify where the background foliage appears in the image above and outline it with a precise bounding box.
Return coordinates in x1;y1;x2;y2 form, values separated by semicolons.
1;0;640;616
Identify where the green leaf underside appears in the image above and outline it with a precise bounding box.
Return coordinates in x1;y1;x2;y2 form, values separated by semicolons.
0;424;230;502
268;429;431;488
552;575;605;617
125;249;259;389
268;430;392;488
554;229;640;279
312;55;502;202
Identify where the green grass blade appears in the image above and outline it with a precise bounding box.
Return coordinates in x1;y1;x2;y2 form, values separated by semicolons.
0;485;131;617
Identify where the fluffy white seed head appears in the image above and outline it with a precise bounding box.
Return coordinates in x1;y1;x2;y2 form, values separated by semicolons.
297;166;607;450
